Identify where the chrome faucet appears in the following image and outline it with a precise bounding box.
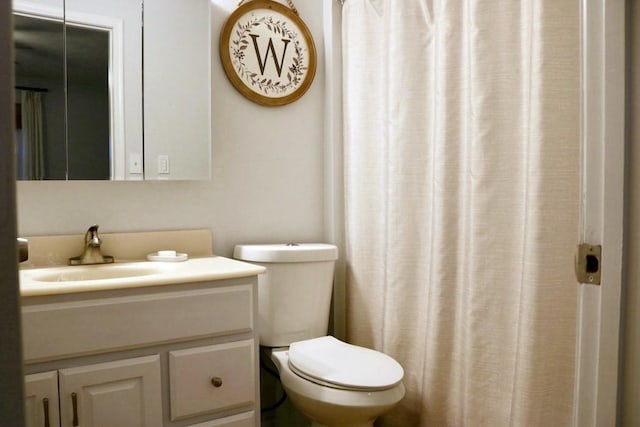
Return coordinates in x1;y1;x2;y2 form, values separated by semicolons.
69;225;114;265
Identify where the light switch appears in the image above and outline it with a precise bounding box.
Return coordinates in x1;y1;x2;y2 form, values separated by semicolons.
129;153;142;174
158;155;170;174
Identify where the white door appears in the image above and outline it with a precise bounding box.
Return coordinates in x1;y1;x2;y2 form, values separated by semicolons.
58;355;162;427
25;371;60;427
574;0;625;425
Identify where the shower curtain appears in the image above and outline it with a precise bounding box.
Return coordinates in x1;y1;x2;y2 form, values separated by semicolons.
342;1;580;426
21;91;45;180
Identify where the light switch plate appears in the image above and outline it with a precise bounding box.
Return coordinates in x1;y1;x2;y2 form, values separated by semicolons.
158;155;170;174
129;153;142;174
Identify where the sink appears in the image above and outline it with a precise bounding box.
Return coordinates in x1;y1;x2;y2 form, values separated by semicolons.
19;256;267;297
32;264;164;283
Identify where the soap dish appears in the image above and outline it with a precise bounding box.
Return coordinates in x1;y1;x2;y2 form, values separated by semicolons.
147;250;188;262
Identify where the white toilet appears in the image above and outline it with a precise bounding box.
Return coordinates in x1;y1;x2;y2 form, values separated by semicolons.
233;243;405;427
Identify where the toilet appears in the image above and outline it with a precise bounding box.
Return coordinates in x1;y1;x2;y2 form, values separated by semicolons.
233;243;405;427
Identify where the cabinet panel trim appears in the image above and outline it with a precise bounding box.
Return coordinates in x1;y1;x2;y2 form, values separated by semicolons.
23;285;254;362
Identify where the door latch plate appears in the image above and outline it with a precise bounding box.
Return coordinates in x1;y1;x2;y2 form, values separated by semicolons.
575;244;601;285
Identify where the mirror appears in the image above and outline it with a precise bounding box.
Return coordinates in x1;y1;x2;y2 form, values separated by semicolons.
13;0;211;181
13;4;66;180
143;0;211;181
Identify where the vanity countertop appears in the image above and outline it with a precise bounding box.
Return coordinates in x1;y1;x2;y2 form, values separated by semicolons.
20;256;266;297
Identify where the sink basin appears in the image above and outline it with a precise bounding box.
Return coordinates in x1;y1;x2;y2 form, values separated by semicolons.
19;256;267;297
32;264;164;283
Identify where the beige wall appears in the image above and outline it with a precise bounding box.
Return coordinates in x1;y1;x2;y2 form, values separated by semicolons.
623;2;640;425
15;0;328;257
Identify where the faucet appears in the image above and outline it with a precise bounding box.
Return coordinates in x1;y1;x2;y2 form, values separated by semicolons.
69;225;114;265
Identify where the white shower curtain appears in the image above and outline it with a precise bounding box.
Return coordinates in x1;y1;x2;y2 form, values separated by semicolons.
21;91;45;180
342;1;580;426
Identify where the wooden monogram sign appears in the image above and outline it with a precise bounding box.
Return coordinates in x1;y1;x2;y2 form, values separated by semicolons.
220;0;317;106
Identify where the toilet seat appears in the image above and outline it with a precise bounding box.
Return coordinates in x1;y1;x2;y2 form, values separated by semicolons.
288;336;404;391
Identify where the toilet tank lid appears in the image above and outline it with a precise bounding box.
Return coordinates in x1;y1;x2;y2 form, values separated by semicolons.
233;243;338;263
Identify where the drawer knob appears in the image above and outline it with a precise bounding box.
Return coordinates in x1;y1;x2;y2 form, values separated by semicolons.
211;376;223;388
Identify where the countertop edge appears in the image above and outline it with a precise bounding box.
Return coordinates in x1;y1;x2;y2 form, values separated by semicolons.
20;256;266;298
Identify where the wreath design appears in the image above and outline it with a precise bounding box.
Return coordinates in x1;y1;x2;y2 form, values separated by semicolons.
230;14;307;95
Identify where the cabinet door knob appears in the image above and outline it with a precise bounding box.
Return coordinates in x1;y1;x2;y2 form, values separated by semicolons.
210;376;223;388
71;392;79;426
43;397;50;427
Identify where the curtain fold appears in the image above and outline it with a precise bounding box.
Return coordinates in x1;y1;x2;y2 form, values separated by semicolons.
21;91;45;180
343;1;580;425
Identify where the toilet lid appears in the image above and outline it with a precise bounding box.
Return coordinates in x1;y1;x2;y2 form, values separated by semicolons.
288;336;404;391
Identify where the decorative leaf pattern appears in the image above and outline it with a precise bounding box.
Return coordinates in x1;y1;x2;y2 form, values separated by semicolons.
230;13;308;95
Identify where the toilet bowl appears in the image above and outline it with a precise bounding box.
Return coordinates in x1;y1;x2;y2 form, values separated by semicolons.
269;336;405;427
233;244;405;426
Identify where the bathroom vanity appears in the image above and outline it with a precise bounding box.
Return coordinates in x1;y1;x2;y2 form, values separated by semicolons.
19;230;264;427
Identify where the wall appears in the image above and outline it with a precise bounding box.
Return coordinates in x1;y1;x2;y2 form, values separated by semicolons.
16;0;328;258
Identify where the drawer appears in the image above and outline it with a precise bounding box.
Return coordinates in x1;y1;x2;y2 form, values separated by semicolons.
169;340;256;421
22;284;254;363
186;410;255;427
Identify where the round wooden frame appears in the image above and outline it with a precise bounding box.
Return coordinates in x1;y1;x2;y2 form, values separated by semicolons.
219;0;317;106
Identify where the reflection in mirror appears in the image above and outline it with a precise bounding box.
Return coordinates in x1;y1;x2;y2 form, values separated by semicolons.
13;2;128;181
66;24;110;179
143;0;211;180
15;16;111;180
13;0;211;181
14;13;65;180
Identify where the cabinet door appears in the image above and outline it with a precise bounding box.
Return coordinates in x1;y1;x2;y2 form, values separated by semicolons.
25;371;60;427
58;355;162;427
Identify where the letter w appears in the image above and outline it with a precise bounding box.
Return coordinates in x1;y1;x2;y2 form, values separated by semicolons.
249;34;291;77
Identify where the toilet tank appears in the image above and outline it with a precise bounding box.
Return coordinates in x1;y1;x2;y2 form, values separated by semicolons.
233;243;338;347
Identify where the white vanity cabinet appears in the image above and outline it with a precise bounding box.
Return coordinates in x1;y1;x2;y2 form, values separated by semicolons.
21;275;261;427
